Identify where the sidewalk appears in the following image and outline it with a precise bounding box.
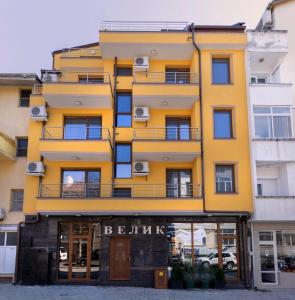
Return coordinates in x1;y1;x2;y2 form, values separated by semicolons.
0;285;294;300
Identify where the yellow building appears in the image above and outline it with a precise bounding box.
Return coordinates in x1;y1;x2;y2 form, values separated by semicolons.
17;22;252;287
0;74;39;281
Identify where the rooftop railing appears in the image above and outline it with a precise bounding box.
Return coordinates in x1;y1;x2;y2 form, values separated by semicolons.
133;72;198;84
100;21;189;32
39;183;202;198
60;48;101;58
32;84;43;95
41;71;111;84
133;128;200;141
41;127;111;140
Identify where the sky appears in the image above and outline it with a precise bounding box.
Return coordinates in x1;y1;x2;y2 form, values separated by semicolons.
0;0;270;74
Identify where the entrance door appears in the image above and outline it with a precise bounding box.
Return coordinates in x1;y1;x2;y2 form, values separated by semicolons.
166;117;191;141
0;231;17;275
110;237;131;280
166;169;192;198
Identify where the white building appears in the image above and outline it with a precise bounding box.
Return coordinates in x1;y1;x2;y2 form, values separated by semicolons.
248;0;295;289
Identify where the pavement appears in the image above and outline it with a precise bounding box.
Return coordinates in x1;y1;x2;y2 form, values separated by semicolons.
0;285;295;300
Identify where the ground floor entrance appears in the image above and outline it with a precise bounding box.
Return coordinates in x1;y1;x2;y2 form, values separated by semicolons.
17;216;250;287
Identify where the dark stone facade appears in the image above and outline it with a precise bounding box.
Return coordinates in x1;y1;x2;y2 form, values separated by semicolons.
16;215;249;287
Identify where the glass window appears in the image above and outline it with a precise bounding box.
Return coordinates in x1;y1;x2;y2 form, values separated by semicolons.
216;165;235;193
116;93;132;127
0;232;5;245
16;138;28;157
254;106;292;138
79;76;103;83
166;118;191;141
11;190;24;212
165;68;190;84
260;244;276;283
115;144;132;178
6;232;17;246
214;110;232;139
166;170;192;198
276;231;295;272
113;188;131;197
19;90;31;107
212;58;230;84
91;223;101;279
117;67;132;76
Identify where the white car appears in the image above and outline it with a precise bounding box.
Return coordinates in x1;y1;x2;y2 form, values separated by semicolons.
197;252;237;270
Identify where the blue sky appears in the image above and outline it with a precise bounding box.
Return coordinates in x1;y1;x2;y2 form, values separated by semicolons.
0;0;269;74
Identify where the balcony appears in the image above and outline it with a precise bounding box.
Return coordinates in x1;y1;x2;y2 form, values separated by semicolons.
133;128;200;161
99;21;194;60
249;83;293;106
133;72;199;109
0;132;15;161
39;127;112;161
39;71;112;108
255;196;295;221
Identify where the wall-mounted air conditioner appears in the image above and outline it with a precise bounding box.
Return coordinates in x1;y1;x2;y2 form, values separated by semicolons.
133;161;149;176
30;106;48;121
26;162;45;176
134;107;149;121
133;56;149;72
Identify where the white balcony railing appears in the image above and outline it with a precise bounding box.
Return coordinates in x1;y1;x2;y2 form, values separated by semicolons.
133;72;198;84
100;21;189;32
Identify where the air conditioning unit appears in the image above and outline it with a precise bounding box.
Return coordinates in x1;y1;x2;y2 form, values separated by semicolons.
42;72;58;82
30;106;47;121
133;161;149;176
134;107;149;121
26;162;45;176
133;56;149;71
0;208;5;220
262;10;273;30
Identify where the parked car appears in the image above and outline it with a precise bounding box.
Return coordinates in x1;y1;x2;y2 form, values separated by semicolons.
197;252;237;270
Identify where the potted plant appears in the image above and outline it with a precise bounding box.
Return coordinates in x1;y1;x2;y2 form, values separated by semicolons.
214;267;226;289
170;265;184;289
183;264;195;289
200;265;212;289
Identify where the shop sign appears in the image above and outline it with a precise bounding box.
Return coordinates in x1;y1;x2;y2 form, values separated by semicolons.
103;225;165;235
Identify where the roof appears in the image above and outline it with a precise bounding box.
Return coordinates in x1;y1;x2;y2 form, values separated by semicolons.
0;73;41;86
268;0;295;10
191;23;246;33
52;42;99;55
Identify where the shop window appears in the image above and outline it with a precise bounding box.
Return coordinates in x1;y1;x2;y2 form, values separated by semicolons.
115;144;132;178
215;164;235;193
16;137;28;157
116;93;132;127
10;189;24;212
276;231;295;272
19;89;31;107
117;67;132;76
212;58;230;84
214;110;233;139
254;106;292;139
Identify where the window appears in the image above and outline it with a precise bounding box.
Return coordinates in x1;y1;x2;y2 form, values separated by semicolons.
115;144;132;178
216;165;235;193
276;231;295;273
166;117;191;140
257;183;263;196
64;117;102;140
62;170;100;198
78;76;103;83
10;189;24;212
251;75;268;84
212;58;230;84
117;67;132;76
165;68;190;84
19;89;31;107
254;106;292;138
116;93;132;127
16;138;28;157
166;169;192;197
214;110;233;139
113;188;131;197
0;232;17;247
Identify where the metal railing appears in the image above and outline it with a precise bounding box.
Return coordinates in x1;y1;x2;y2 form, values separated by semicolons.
38;183;202;198
41;127;111;140
32;84;43;95
41;71;111;84
60;48;101;58
133;128;200;141
133;72;198;84
100;21;189;32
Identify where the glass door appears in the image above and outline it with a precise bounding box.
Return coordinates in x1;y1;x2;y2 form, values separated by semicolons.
166;118;190;141
70;238;89;279
166;169;192;198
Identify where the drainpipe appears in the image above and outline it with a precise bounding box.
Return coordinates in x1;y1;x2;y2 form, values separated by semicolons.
191;23;206;212
112;57;118;191
13;221;25;284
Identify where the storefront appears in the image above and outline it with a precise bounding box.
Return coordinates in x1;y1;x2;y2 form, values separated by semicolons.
17;215;250;287
252;222;295;289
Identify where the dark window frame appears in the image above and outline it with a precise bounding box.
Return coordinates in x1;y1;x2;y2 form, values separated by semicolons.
215;164;236;194
165;67;190;84
78;75;104;83
115;92;132;128
212;57;231;85
165;117;192;140
16;137;28;157
113;188;132;198
115;143;132;179
213;109;233;139
19;89;31;107
117;67;133;77
10;189;24;212
166;169;193;198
